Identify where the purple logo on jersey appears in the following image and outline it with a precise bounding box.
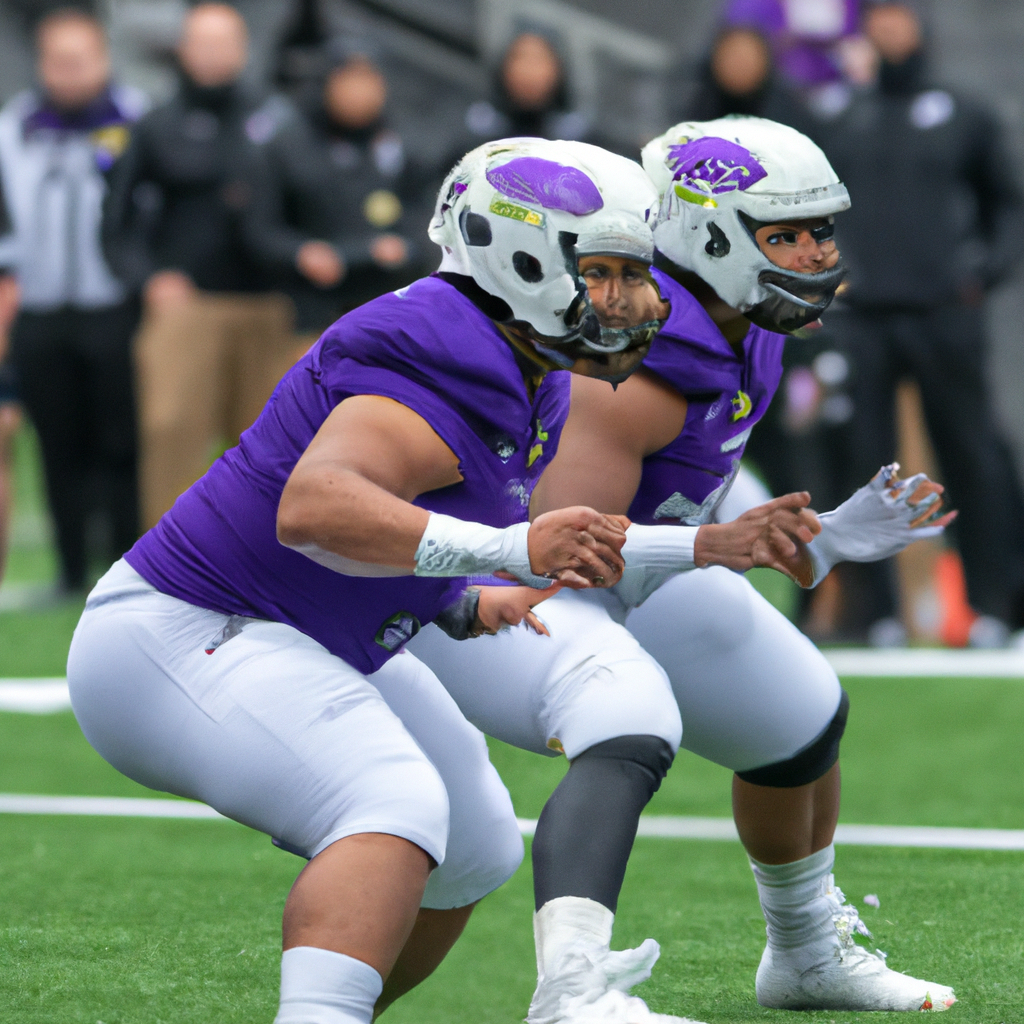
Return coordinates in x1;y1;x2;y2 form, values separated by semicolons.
667;138;767;194
486;157;604;215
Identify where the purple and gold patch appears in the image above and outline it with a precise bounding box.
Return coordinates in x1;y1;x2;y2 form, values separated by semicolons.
486;157;603;215
667;137;767;196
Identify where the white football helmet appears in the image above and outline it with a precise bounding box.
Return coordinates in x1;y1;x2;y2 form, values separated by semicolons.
641;116;851;333
429;137;658;364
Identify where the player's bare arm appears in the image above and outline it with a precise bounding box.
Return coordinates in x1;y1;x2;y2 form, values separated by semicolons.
278;394;627;585
532;369;687;516
533;254;820;575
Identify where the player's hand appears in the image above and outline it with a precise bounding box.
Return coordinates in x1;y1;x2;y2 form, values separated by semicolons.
899;476;956;529
799;464;957;588
297;240;346;287
693;492;821;579
521;506;628;588
474;583;562;636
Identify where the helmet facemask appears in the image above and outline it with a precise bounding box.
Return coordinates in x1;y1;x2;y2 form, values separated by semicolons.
736;212;848;332
430;139;659;377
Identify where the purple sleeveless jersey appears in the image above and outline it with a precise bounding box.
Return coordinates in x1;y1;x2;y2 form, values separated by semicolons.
126;275;569;675
627;268;785;526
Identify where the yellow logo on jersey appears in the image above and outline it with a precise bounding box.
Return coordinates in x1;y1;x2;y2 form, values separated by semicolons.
731;390;753;421
526;419;549;467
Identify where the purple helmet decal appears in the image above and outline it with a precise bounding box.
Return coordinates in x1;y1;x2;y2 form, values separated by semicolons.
486;157;604;215
667;137;767;195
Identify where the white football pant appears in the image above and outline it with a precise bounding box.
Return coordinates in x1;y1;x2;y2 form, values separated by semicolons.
408;566;841;772
68;560;524;909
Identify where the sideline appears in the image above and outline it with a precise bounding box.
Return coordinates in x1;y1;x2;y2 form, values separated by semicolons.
1;794;1022;850
5;647;1024;714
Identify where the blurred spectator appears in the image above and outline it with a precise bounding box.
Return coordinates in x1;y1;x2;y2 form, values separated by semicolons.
0;8;144;594
458;30;593;150
245;38;423;343
102;2;295;529
811;1;1024;646
273;0;332;105
682;26;811;127
0;201;18;586
725;0;859;86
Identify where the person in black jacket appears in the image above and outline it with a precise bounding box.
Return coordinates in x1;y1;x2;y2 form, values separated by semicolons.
243;37;423;343
810;1;1024;646
452;30;594;157
0;180;17;588
681;25;813;129
102;3;296;529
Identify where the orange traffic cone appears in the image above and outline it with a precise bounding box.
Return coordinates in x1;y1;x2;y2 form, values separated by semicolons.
935;549;976;648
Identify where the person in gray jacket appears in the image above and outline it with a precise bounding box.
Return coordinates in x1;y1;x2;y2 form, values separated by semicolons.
0;8;145;593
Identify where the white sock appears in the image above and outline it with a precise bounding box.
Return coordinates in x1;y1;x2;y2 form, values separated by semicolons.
534;895;614;976
749;844;836;952
275;946;383;1024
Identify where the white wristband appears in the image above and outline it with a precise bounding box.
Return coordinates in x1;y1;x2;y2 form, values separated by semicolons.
622;524;699;571
613;524;701;609
413;513;551;587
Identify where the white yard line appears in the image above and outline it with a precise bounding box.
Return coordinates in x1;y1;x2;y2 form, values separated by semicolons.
4;647;1023;715
0;794;1020;850
0;679;74;713
0;794;226;818
520;817;1024;849
823;648;1024;677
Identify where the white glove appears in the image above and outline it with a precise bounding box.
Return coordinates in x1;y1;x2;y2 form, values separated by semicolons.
805;463;948;587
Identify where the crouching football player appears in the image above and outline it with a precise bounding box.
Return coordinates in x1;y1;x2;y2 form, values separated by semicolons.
410;117;956;1019
66;138;657;1024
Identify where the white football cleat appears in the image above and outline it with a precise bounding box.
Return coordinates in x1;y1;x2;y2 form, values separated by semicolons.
528;897;707;1024
756;876;956;1012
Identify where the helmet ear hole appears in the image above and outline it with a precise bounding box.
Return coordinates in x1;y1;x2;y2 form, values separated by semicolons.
460;210;493;246
512;250;544;283
705;222;731;257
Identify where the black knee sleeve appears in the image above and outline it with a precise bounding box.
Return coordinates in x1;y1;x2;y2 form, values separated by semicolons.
531;734;674;912
736;688;849;788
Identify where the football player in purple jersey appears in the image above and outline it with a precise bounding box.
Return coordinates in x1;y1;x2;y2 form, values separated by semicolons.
66;135;817;1024
409;118;956;1020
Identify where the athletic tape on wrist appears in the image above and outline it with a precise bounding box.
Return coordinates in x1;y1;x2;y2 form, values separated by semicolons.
621;524;699;571
414;513;551;587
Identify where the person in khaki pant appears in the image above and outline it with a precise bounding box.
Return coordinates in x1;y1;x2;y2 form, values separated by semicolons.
134;290;294;526
103;4;297;528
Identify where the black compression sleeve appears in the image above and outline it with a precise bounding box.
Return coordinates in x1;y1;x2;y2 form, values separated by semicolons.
531;734;674;913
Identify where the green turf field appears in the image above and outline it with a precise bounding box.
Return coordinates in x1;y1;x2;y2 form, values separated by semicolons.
2;425;1023;1023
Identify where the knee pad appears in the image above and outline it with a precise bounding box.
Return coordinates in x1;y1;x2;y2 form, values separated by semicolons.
575;733;675;793
736;689;849;788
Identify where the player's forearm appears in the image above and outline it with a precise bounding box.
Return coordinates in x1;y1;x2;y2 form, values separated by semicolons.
278;467;551;584
277;466;428;571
